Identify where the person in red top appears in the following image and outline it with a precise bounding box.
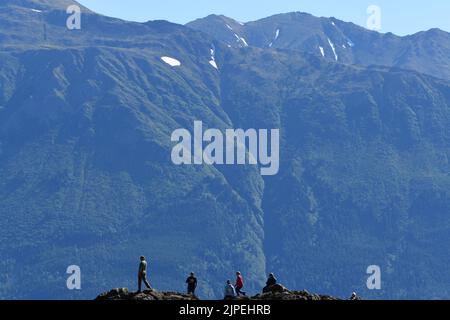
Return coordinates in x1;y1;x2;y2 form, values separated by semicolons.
235;271;246;296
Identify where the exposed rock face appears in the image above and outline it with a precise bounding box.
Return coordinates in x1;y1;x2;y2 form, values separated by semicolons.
238;284;340;301
262;284;287;294
96;288;199;301
96;285;341;301
252;287;339;301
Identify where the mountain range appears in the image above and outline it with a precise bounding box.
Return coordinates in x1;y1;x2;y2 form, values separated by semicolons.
0;0;449;299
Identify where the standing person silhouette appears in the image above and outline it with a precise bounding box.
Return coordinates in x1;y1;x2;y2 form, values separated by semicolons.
137;256;152;293
186;272;198;295
235;271;246;296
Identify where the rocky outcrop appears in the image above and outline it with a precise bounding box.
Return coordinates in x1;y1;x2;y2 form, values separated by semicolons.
96;288;199;301
96;285;342;301
234;284;340;301
251;285;339;301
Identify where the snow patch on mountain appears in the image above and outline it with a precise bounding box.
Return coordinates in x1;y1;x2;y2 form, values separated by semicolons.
269;29;280;47
161;56;181;67
209;60;218;70
319;46;325;57
209;45;219;70
31;9;42;13
328;38;338;61
226;24;233;31
275;29;280;40
233;34;248;47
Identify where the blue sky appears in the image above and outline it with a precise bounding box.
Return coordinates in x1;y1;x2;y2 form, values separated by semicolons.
77;0;450;36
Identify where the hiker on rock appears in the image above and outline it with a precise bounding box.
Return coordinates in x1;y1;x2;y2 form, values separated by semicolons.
186;272;198;295
350;292;360;300
235;271;246;296
224;279;236;299
263;273;277;292
266;273;277;286
137;256;152;293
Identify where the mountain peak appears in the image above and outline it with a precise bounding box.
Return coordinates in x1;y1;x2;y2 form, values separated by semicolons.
186;14;249;47
1;0;87;11
188;13;245;29
186;10;450;80
422;27;448;36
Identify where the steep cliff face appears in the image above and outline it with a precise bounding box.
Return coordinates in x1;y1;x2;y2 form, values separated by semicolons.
0;0;449;300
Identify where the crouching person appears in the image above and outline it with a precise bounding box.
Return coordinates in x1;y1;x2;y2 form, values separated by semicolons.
224;280;236;299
